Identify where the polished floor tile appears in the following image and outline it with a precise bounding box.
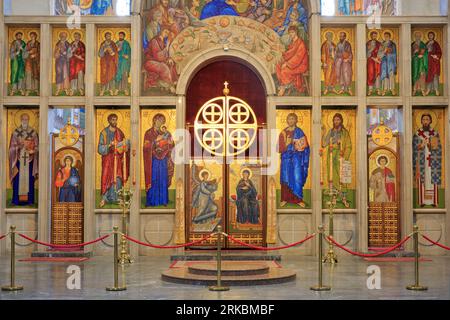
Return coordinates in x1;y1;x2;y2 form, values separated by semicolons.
0;255;449;300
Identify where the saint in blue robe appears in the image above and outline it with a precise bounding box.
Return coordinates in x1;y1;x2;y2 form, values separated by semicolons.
200;0;239;19
146;157;169;206
11;161;35;206
274;1;308;36
90;0;113;15
58;168;82;202
280;127;310;200
380;40;397;81
236;179;260;224
338;0;351;15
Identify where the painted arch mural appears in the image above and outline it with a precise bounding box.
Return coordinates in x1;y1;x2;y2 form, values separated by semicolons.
141;0;311;97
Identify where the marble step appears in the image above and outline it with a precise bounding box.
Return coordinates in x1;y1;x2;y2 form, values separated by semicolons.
188;261;270;276
161;261;296;286
31;250;93;258
171;251;281;262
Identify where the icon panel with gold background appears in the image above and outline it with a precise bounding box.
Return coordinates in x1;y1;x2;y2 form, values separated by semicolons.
140;108;177;209
276;108;312;209
96;27;132;96
6;108;40;208
8;26;41;96
52;27;86;96
321;108;357;209
95;108;131;209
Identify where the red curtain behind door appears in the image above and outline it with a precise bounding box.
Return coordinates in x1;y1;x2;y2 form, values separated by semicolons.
186;59;267;124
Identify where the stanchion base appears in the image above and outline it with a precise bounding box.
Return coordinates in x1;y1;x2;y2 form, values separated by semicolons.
406;285;428;291
1;285;23;291
106;286;127;291
209;286;230;291
310;285;331;291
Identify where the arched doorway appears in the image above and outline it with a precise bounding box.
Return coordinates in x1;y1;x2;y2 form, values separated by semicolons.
185;59;267;249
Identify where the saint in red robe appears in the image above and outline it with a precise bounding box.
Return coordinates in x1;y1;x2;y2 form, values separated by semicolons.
69;40;85;81
426;40;442;83
276;37;309;93
99;40;118;85
366;39;381;86
98;126;130;201
144;36;178;89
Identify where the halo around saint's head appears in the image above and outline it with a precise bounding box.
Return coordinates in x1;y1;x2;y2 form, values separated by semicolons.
322;30;336;42
14;110;36;129
327;112;349;130
240;167;253;179
103;111;124;128
199;168;211;180
415;109;438;130
376;154;390;167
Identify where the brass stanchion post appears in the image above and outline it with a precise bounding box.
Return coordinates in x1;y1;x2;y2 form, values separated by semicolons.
1;225;23;291
311;225;331;291
209;226;229;291
406;225;428;291
118;187;133;265
106;226;126;291
323;194;338;264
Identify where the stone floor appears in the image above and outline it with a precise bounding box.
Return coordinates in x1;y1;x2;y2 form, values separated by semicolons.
0;255;449;300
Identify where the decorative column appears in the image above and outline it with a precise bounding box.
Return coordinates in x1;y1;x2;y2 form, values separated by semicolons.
37;23;51;244
445;17;450;253
401;23;414;251
84;23;96;248
174;95;186;244
310;7;322;256
356;23;368;252
129;9;141;257
0;0;6;255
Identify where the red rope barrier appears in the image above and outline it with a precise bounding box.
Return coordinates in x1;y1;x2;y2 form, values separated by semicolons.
123;233;213;249
0;234;7;241
326;235;411;258
18;233;111;248
226;233;316;251
422;234;450;251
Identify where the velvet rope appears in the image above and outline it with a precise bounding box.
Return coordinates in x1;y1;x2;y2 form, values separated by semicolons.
123;233;213;249
326;235;412;258
422;234;450;251
0;234;7;241
18;233;111;248
226;233;316;251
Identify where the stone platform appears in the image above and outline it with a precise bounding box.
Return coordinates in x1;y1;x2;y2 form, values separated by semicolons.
161;260;296;286
31;250;92;258
170;250;281;261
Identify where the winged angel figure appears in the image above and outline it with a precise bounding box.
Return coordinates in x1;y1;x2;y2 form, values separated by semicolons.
191;164;220;224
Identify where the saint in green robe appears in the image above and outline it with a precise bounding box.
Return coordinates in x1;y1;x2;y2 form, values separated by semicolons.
411;40;428;85
10;39;26;85
322;126;352;191
115;39;131;83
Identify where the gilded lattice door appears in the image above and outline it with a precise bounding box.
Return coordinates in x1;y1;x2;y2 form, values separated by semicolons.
368;123;401;248
186;83;266;248
50;124;85;246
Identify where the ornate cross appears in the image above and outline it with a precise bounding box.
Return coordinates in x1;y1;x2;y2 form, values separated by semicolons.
22;152;29;167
